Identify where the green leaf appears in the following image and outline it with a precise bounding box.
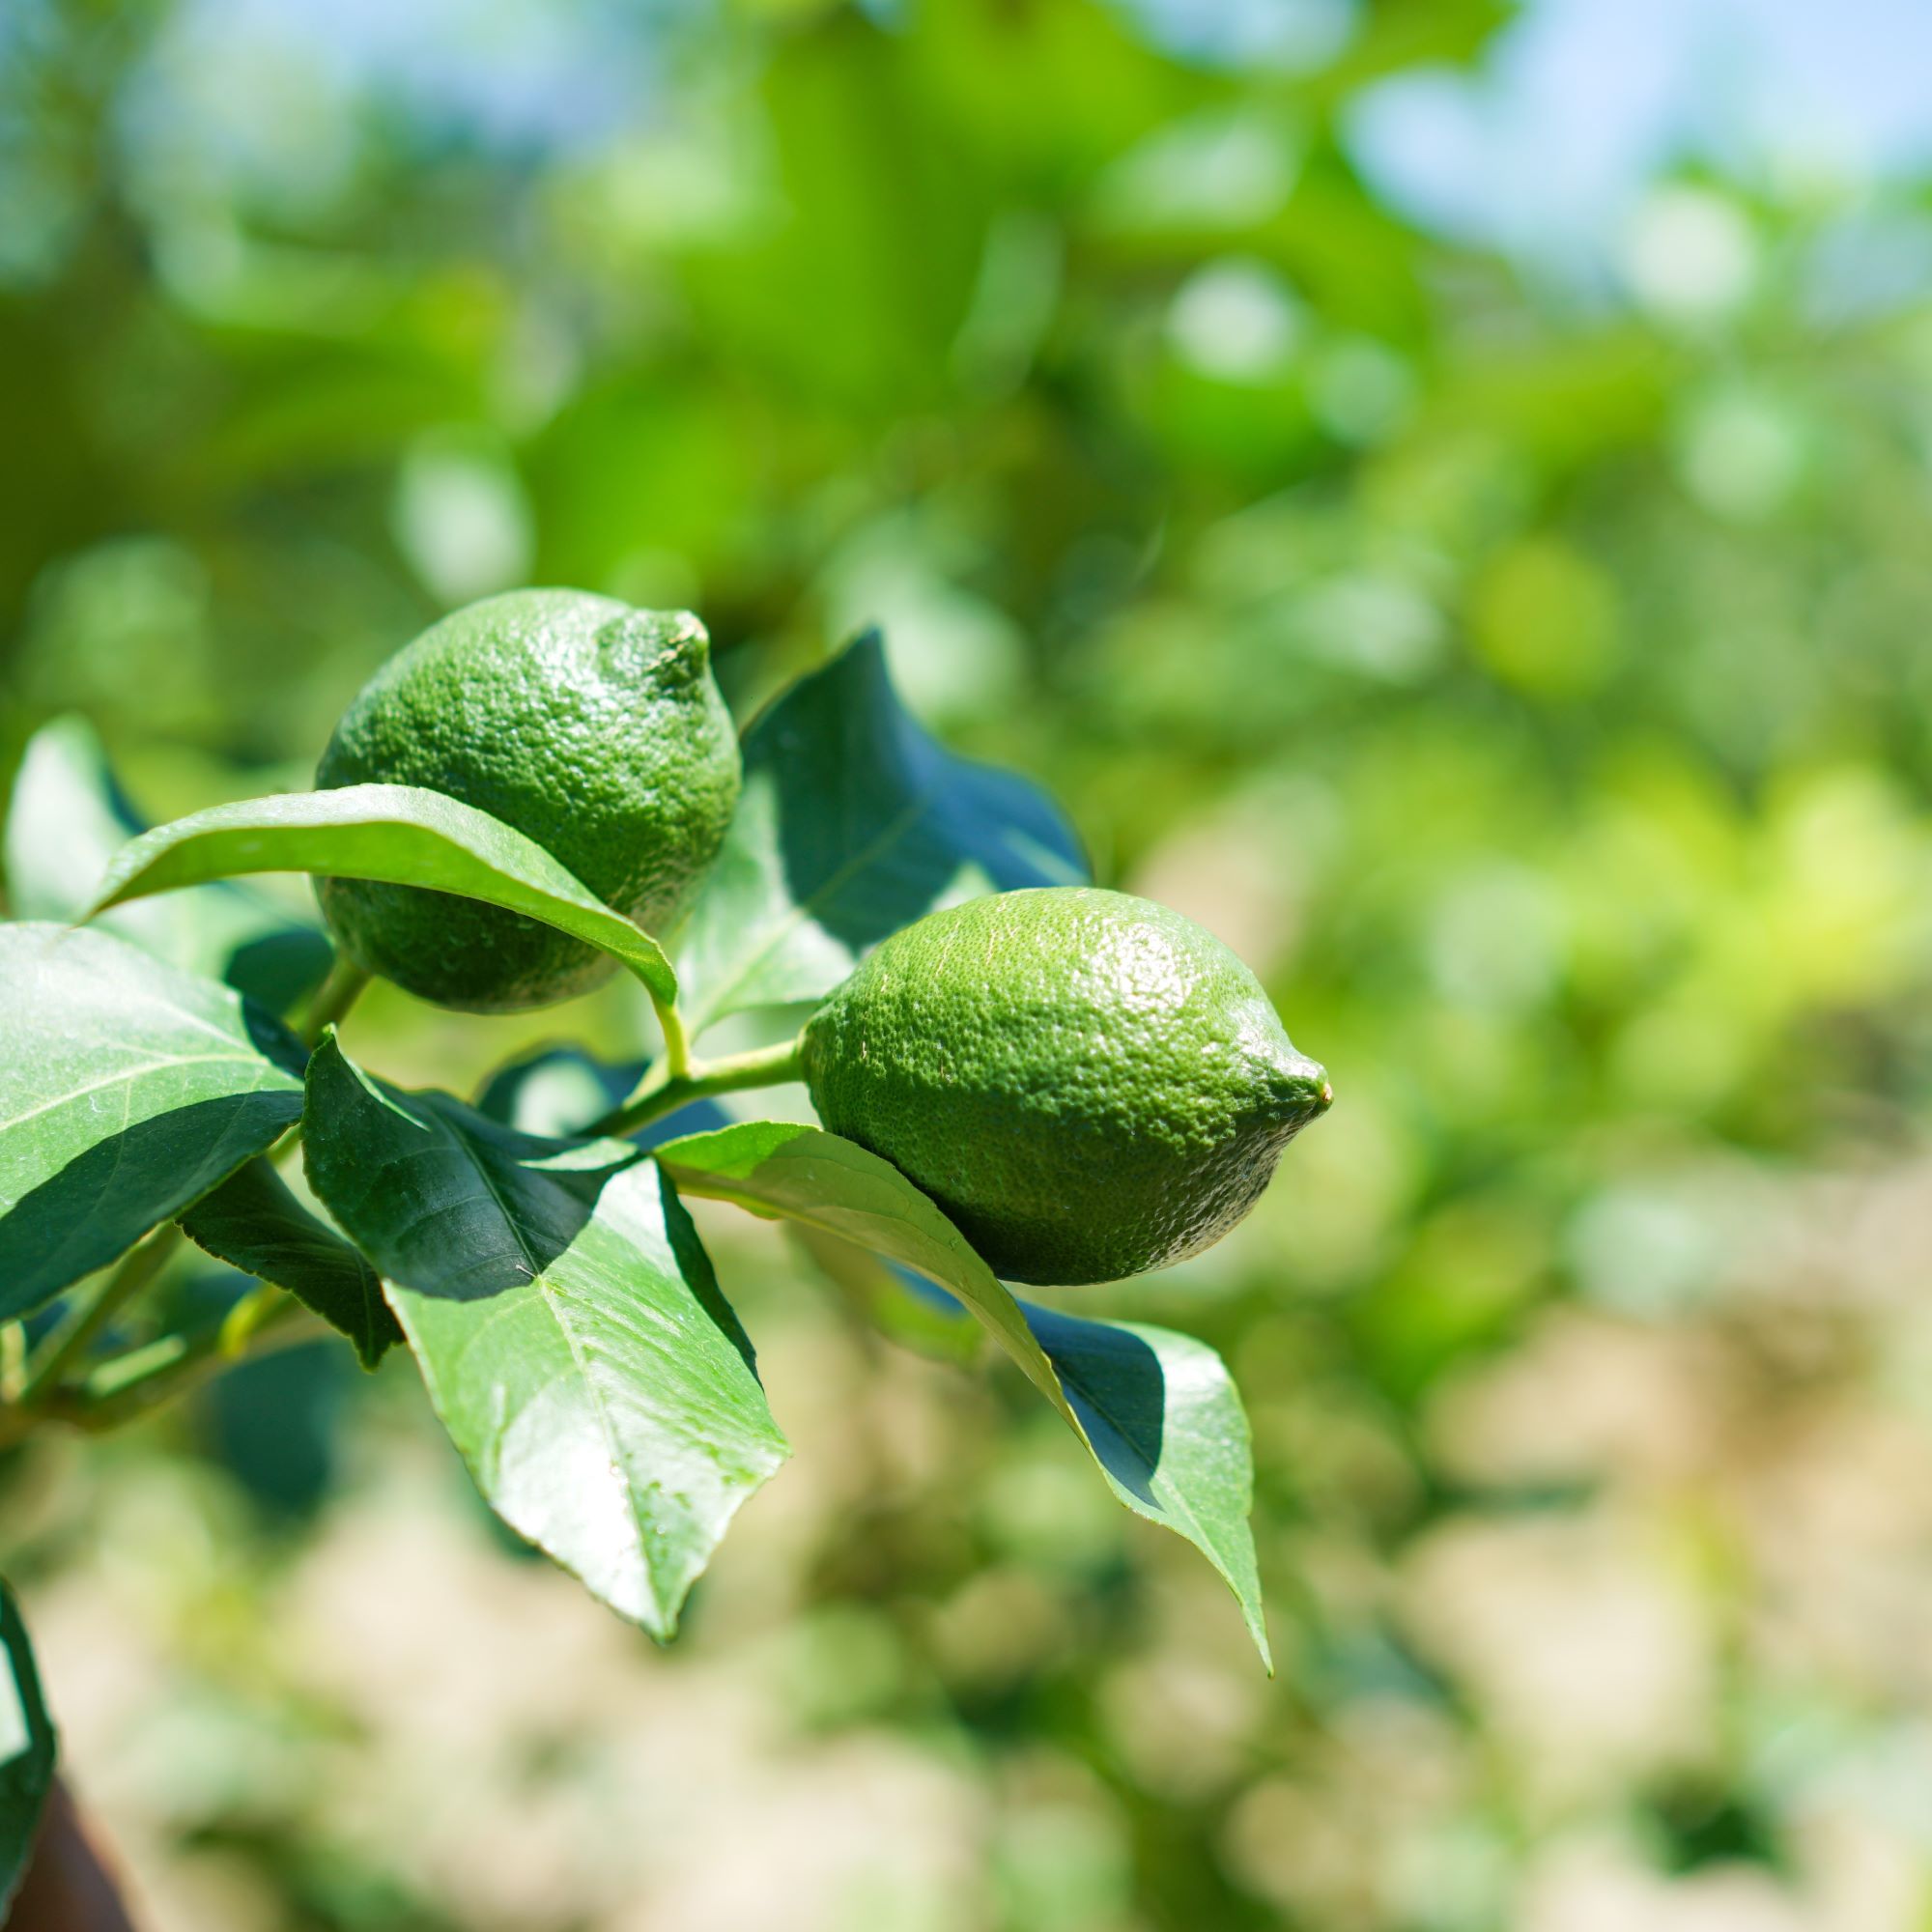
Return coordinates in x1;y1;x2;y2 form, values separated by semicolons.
8;718;159;932
303;1036;788;1636
0;1579;56;1916
653;1120;1270;1663
675;632;1087;1036
85;782;677;1009
0;923;307;1320
1019;1299;1267;1666
787;1224;984;1366
5;715;331;1012
179;1157;400;1369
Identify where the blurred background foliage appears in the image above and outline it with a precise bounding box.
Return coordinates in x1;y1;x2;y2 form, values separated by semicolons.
7;0;1932;1926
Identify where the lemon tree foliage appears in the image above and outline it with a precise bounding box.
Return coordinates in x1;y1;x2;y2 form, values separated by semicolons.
785;1222;985;1367
180;1156;400;1369
472;1044;729;1149
0;611;1311;1708
89;782;679;1009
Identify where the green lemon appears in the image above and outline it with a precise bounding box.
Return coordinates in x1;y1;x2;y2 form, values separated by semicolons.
315;588;740;1012
801;887;1331;1286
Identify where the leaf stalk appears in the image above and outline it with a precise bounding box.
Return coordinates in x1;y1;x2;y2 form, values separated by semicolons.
299;953;372;1046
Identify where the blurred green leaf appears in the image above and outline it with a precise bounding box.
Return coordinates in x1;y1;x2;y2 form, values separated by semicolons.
0;923;306;1319
473;1045;730;1148
683;12;991;416
303;1037;788;1638
472;1044;645;1139
787;1222;985;1366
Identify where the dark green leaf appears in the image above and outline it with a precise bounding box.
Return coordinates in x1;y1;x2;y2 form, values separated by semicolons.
654;1120;1269;1663
179;1157;400;1369
303;1036;788;1637
86;782;677;1009
0;923;307;1320
5;715;330;1012
0;1579;56;1916
675;633;1087;1036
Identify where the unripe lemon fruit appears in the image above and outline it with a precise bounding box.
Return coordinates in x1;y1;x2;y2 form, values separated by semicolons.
801;887;1330;1285
315;588;739;1012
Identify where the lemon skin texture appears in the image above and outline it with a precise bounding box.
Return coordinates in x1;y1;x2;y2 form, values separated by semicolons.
315;589;740;1012
802;887;1331;1286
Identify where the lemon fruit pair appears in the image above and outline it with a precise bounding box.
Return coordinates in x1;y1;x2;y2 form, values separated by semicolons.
314;593;1328;1285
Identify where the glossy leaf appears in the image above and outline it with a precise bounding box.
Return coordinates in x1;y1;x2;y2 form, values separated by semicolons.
675;632;1087;1035
179;1156;400;1368
0;923;307;1319
1021;1298;1268;1666
0;1580;56;1916
653;1119;1269;1662
4;714;331;1013
86;782;677;1008
303;1036;787;1636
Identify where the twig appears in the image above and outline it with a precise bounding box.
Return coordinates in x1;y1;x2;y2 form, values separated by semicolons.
16;1226;185;1410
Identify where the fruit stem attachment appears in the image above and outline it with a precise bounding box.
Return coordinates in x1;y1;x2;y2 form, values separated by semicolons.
590;1034;806;1140
300;954;372;1046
